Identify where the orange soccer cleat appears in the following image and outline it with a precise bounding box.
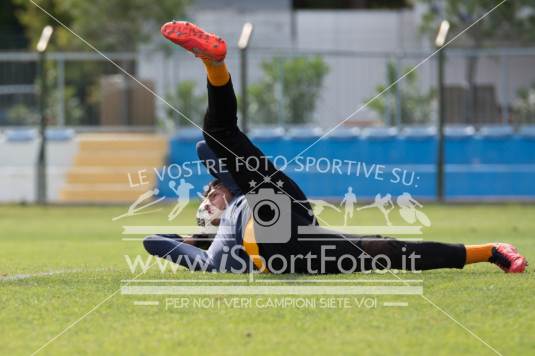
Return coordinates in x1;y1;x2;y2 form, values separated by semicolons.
160;21;227;62
489;243;528;273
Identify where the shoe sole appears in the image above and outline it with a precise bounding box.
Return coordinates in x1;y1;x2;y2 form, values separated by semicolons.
161;21;226;62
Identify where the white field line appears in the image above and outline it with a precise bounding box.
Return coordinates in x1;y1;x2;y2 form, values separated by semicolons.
0;268;112;282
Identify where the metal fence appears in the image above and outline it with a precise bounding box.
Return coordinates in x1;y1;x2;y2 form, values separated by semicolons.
0;51;136;127
1;47;535;129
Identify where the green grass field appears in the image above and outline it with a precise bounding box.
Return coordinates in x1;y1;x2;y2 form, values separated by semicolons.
1;203;534;355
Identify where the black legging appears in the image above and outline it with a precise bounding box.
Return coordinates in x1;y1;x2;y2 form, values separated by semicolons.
202;79;466;274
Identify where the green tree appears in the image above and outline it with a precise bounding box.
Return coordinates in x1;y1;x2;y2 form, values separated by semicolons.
367;60;435;125
13;0;189;125
417;0;535;121
6;104;38;126
6;65;84;126
0;0;28;49
248;56;329;125
513;83;535;124
248;81;278;125
165;80;206;127
13;0;189;51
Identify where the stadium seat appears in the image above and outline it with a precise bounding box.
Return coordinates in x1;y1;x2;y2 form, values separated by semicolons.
444;125;475;137
476;125;515;164
249;126;285;140
518;125;535;137
284;126;324;158
444;125;476;164
359;127;400;164
315;127;360;161
327;126;360;139
401;126;437;138
169;127;204;164
397;126;437;164
250;127;286;158
515;126;535;164
361;126;398;139
173;127;203;141
286;126;323;139
478;125;514;137
5;128;38;142
45;128;75;141
60;134;167;203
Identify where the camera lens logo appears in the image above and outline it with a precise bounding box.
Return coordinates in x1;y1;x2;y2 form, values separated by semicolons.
253;200;280;227
246;188;291;243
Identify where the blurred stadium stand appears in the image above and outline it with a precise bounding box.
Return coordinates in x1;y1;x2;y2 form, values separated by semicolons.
156;125;535;201
0;131;167;203
2;0;535;204
0;128;76;202
1;126;535;203
60;134;167;203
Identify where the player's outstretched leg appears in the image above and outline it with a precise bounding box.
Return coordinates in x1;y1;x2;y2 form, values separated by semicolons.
353;238;528;273
465;242;527;273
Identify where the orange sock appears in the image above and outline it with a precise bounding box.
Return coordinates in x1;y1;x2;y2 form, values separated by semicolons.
465;243;495;264
202;59;230;86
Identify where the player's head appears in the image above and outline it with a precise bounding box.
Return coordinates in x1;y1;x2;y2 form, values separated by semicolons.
196;140;241;227
196;179;233;227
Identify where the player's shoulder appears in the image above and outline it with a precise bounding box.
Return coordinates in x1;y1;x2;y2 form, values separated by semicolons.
229;194;249;211
223;195;249;220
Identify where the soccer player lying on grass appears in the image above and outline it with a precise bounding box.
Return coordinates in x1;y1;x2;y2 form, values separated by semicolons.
143;21;528;274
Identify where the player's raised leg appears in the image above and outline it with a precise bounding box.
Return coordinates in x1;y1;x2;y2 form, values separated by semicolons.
161;21;230;86
160;21;312;210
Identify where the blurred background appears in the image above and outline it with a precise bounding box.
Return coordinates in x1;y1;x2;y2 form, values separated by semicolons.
1;0;535;203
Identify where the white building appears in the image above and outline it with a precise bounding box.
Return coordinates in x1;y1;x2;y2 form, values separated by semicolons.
137;0;534;127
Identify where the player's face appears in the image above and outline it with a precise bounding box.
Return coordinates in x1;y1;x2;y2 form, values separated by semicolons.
198;184;232;226
205;184;232;212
